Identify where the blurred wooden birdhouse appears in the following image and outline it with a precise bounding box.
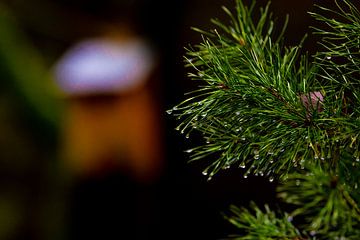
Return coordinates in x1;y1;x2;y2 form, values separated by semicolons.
54;34;163;183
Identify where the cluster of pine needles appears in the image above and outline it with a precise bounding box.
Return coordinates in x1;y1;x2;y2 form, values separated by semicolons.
170;0;360;239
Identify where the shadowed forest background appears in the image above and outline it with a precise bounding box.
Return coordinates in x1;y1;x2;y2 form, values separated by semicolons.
0;0;352;239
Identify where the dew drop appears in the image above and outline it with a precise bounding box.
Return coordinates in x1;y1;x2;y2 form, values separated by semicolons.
326;56;332;60
185;149;193;153
206;140;210;144
269;160;274;164
241;137;246;141
269;177;274;182
296;180;301;186
243;175;248;179
355;183;358;189
185;133;190;139
259;171;264;176
236;111;241;115
240;163;246;169
202;170;208;176
223;164;231;169
356;158;360;162
254;155;259;160
166;110;173;115
175;126;181;131
268;151;274;155
280;149;285;152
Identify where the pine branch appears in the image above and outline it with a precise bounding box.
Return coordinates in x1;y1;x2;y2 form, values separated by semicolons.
310;0;360;115
171;0;360;238
224;202;303;240
277;168;360;237
171;0;360;182
173;0;312;180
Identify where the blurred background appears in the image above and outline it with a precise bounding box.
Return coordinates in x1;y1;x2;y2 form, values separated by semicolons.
0;0;346;239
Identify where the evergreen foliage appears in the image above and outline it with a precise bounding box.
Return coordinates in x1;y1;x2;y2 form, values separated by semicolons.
170;0;360;239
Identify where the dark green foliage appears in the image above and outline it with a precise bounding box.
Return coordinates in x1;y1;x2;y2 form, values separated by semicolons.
173;0;318;181
171;0;360;239
278;169;360;237
224;203;301;240
0;5;61;127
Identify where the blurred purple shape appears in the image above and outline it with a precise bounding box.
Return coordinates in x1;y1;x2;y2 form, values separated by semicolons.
54;38;154;95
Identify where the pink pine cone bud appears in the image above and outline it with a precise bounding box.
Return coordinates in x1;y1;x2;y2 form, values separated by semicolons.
300;91;324;113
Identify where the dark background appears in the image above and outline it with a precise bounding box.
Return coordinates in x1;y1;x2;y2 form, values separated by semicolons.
0;0;352;239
